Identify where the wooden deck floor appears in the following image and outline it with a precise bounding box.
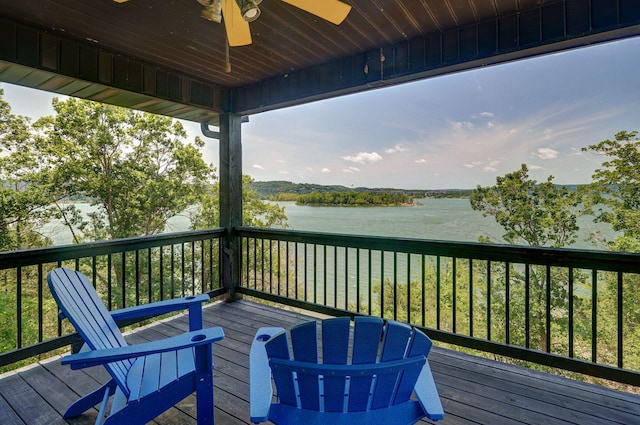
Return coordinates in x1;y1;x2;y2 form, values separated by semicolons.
1;299;639;425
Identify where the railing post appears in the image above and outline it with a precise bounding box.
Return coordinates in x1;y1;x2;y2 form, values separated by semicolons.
219;112;243;302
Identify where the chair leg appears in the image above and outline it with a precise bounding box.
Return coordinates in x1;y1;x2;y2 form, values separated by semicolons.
195;344;214;425
64;379;116;418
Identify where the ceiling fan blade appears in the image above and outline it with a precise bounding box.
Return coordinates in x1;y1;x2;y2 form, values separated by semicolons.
222;0;252;46
280;0;351;25
113;0;129;3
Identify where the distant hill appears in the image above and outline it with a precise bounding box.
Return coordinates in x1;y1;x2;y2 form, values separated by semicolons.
249;181;472;199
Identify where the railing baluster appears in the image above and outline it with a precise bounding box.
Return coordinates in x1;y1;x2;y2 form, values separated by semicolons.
407;253;411;324
380;250;385;319
181;242;186;297
160;246;165;300
505;262;510;345
191;241;195;295
468;259;473;337
524;263;529;348
333;246;338;308
487;260;492;341
546;265;551;353
171;244;175;299
135;249;140;306
393;251;398;321
344;247;349;310
568;267;574;358
38;264;43;343
592;269;598;363
16;267;22;349
276;240;281;295
368;249;372;316
452;257;457;334
121;252;126;309
356;248;360;312
107;254;113;310
436;256;441;330
618;271;623;369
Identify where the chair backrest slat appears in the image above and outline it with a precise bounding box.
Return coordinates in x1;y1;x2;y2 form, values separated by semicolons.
371;321;413;409
289;321;320;410
266;317;430;415
320;318;350;412
47;268;132;396
266;332;298;408
349;317;383;412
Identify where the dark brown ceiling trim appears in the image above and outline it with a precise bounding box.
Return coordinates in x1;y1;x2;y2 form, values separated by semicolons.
232;0;640;115
0;14;228;119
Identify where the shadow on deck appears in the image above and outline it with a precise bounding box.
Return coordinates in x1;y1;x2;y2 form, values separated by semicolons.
1;300;639;425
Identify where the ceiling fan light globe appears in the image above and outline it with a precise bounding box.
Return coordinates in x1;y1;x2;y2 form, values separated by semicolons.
243;7;260;21
236;0;261;22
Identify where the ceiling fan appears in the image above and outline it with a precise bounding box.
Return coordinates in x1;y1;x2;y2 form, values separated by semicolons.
113;0;352;47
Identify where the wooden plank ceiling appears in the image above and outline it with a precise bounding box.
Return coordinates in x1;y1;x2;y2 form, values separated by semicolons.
0;0;639;122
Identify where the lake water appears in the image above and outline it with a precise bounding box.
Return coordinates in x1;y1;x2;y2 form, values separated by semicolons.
45;199;614;249
274;199;613;250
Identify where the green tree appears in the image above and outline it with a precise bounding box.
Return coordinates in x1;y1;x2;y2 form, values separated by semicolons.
32;97;215;241
583;130;640;371
469;164;587;352
583;130;640;252
470;164;584;247
0;87;53;251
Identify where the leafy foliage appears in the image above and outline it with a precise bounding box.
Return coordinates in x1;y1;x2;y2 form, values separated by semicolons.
583;130;640;252
0;88;53;251
469;164;584;247
296;191;414;206
30;98;215;241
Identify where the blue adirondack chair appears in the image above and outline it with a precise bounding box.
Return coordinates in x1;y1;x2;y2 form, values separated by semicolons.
249;316;444;425
47;267;225;425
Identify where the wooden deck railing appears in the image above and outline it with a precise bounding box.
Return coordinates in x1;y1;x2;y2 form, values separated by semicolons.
2;226;639;387
236;227;640;386
0;229;225;369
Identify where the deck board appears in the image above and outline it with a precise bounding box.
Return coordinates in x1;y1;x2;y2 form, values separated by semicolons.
1;299;638;425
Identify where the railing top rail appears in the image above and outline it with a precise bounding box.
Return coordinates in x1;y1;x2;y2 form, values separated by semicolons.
0;228;226;270
235;226;640;273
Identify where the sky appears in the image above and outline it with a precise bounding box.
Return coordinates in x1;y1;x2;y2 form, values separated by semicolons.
2;36;639;190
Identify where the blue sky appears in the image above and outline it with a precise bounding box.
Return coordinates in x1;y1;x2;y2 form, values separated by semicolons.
3;36;639;189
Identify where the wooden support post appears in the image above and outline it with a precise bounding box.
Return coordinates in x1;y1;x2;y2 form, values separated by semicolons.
219;113;243;302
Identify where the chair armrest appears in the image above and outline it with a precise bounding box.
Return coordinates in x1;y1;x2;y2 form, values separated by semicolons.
414;360;445;421
249;327;284;423
110;294;210;330
62;326;224;370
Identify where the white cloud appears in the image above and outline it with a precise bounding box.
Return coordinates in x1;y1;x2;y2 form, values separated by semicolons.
473;112;495;119
483;166;498;172
528;164;544;170
252;164;264;170
534;148;559;160
464;163;475;168
452;121;474;130
415;158;427;164
342;152;383;164
278;170;289;174
385;144;408;154
321;168;331;173
342;166;362;174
